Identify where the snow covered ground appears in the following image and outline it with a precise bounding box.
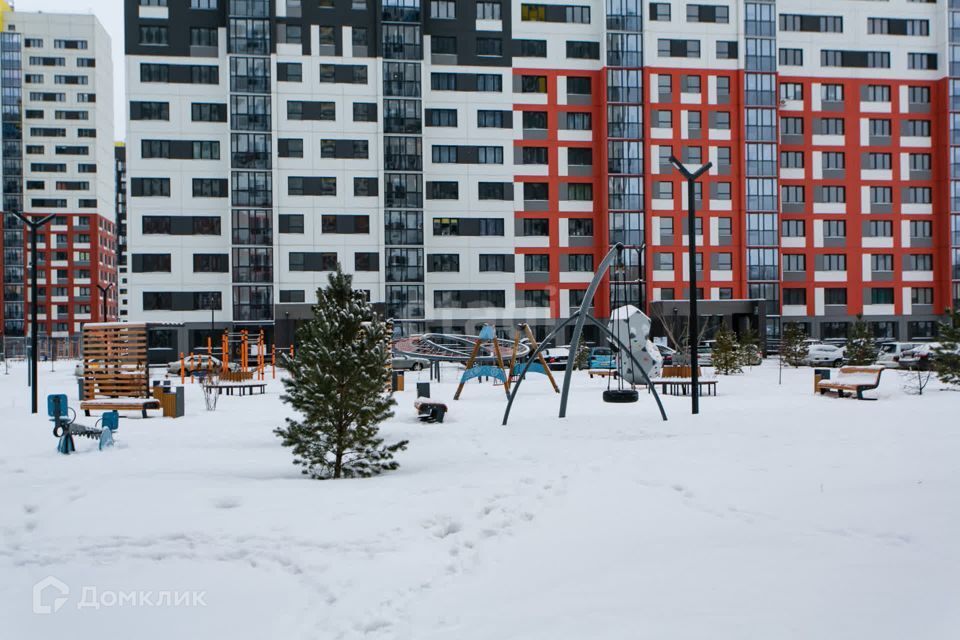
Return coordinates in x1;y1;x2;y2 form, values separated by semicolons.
1;359;958;639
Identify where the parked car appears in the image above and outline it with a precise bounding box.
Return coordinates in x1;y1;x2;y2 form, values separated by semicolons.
875;342;920;368
588;346;616;369
803;343;845;367
899;342;958;370
541;347;570;371
391;355;430;371
655;345;678;366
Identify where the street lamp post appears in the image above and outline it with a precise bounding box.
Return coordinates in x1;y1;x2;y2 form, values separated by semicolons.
14;212;56;414
669;156;712;415
96;283;113;322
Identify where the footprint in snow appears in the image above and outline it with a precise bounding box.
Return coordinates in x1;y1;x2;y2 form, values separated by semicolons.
214;497;242;509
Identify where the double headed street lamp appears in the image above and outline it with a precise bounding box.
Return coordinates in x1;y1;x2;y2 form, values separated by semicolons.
13;212;56;414
668;156;712;416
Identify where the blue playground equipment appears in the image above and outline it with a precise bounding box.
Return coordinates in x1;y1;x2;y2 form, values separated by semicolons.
48;394;117;454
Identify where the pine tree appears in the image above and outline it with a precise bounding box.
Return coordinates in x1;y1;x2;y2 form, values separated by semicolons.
573;342;590;370
275;267;406;480
780;323;807;367
711;325;742;374
737;327;762;367
845;314;877;366
933;308;960;387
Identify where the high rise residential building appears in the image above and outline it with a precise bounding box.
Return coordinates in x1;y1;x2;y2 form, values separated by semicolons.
0;7;117;337
123;0;957;349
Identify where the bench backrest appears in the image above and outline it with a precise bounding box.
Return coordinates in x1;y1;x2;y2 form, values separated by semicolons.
82;324;150;400
838;366;883;377
661;365;703;378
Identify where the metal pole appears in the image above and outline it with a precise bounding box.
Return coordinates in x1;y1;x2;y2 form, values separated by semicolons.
669;157;712;416
97;283;113;322
30;224;39;413
16;213;55;414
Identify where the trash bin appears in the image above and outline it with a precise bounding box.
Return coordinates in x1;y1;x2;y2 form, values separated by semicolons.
391;371;405;392
814;368;831;394
417;382;430;398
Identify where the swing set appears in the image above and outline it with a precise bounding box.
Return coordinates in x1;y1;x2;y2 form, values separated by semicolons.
502;243;669;426
452;324;559;400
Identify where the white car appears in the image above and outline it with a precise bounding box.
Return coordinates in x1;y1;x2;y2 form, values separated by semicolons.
899;342;957;370
875;342;920;368
391;355;430;371
803;343;845;367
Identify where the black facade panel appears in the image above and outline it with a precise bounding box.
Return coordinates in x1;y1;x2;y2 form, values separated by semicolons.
125;0;226;57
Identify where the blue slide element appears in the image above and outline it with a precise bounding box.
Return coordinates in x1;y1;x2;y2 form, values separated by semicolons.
460;365;506;384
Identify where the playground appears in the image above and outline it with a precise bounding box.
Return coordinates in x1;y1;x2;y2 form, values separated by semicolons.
2;357;959;640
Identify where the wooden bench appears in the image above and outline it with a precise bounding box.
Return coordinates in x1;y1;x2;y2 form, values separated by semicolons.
415;399;448;423
81;397;161;418
817;366;884;400
206;383;267;397
650;365;718;397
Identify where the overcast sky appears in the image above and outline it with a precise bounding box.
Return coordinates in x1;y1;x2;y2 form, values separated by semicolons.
17;0;126;140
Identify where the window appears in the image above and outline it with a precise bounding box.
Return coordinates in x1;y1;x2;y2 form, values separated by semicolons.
429;254;460;273
716;41;738;60
132;254;171;273
783;289;807;306
906;254;933;271
909;86;930;104
868;18;928;36
781;117;804;136
782;185;804;204
131;178;170;197
190;27;217;47
130;101;169;121
522;218;549;236
912;288;934;305
819;118;845;136
477;37;502;57
566;41;599;60
908;53;938;70
780;15;843;33
864;85;891;102
658;39;701;58
479;255;509;272
869;119;891;137
432;36;456;55
477;1;501;19
521;75;547;93
821;84;843;102
525;254;549;272
568;254;594;272
426;109;457;127
522;111;547;129
518;39;547;57
478;182;510;200
686;4;728;23
823;255;847;271
824;288;847;305
522;147;548;165
824;220;846;238
568;148;592;166
139;26;169;46
906;187;932;204
477;110;508;128
821;50;890;69
871;255;894;272
649;3;670;21
524;183;549;200
868;220;893;237
278;214;304;234
569;218;593;237
354;178;378;197
870;288;895;305
430;0;456;18
353;102;377;122
782;219;805;237
477;74;502;92
193;178;227;197
821;186;846;203
566;183;593;201
781;151;804;169
823;152;845;170
192;102;227;122
779;48;803;66
427;182;459;200
478;146;503;164
277;63;302;82
910;220;932;238
566;112;591;130
903;120;931;137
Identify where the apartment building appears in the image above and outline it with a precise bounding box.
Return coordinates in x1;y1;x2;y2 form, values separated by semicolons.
123;0;958;349
0;8;117;337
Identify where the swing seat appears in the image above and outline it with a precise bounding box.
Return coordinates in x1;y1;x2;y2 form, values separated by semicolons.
603;389;639;403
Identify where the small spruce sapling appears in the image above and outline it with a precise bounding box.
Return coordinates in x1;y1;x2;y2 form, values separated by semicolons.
780;323;807;367
275;266;407;479
845;315;878;366
711;325;742;375
738;327;762;367
933;308;960;388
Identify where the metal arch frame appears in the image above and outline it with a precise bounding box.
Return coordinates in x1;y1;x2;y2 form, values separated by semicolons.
502;243;668;426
